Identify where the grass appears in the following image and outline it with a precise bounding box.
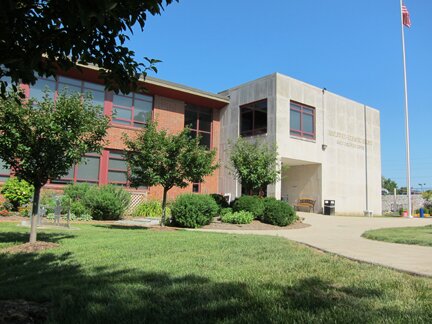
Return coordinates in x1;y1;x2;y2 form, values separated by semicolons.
0;223;432;323
363;225;432;247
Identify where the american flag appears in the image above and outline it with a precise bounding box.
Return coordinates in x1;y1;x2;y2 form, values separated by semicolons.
402;4;411;28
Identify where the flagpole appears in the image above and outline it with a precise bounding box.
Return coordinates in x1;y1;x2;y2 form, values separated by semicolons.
399;0;412;218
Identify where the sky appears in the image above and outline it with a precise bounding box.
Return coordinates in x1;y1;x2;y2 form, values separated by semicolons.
127;0;432;189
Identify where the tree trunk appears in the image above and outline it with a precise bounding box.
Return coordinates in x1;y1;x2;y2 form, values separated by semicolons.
161;187;168;227
29;185;41;243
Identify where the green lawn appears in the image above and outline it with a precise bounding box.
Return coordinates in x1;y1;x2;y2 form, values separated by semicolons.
363;225;432;247
1;223;432;323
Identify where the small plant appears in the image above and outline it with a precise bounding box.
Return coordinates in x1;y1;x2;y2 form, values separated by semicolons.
262;198;297;227
0;209;9;216
18;205;31;217
2;201;13;211
221;210;254;224
83;185;131;220
132;200;171;218
232;196;265;219
0;178;34;211
171;194;218;228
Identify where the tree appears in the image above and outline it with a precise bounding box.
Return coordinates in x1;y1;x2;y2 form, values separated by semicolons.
382;176;398;194
123;120;218;225
0;0;177;96
422;190;432;202
0;91;109;243
229;138;280;196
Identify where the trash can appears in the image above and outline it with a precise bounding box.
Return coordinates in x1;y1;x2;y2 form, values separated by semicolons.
324;200;335;216
420;208;424;218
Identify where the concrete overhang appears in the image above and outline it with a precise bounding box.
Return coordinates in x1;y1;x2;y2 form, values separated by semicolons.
282;157;320;166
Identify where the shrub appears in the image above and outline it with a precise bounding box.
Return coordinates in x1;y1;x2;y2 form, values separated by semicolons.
18;206;31;217
262;198;297;226
132;200;171;218
0;178;34;211
63;183;91;201
220;207;233;216
232;196;265;219
82;185;131;220
2;201;13;211
210;194;229;212
70;201;90;218
171;194;218;228
40;190;59;214
221;210;254;224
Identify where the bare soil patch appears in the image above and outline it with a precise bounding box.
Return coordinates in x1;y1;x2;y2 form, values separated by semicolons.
0;299;50;324
202;219;310;231
1;242;59;254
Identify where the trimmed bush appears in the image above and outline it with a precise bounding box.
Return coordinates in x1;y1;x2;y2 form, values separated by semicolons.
221;210;254;224
132;200;171;218
210;194;229;212
0;178;34;211
262;198;297;226
82;185;131;220
232;195;265;219
171;194;218;228
220;207;233;216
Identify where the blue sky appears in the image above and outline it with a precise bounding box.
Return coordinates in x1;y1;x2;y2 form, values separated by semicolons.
128;0;432;189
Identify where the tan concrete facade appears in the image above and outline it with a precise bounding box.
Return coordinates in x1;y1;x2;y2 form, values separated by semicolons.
218;73;382;215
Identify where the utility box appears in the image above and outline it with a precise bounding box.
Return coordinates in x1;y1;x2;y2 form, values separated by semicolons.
324;200;335;216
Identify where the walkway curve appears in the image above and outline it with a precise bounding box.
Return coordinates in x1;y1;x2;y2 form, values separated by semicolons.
196;213;432;277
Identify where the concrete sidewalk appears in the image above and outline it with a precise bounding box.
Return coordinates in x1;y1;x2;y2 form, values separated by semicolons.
197;213;432;277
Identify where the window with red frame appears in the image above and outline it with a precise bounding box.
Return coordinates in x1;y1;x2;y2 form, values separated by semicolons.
184;104;212;149
290;102;315;139
51;153;100;184
112;93;153;128
108;151;128;186
30;76;106;110
240;99;267;137
0;158;11;182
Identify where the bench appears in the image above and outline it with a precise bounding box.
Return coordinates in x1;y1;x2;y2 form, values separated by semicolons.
294;198;315;213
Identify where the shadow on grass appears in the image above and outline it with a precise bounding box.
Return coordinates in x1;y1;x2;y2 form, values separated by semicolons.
91;224;151;230
0;231;76;245
0;252;427;323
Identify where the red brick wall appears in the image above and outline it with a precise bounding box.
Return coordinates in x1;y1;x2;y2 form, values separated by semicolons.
146;96;220;201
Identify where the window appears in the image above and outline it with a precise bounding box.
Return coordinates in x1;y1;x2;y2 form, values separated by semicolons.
30;76;105;111
31;76;56;101
112;93;153;128
184;104;212;149
108;151;128;186
240;99;267;136
192;183;200;193
290;102;315;139
51;153;100;184
0;158;10;182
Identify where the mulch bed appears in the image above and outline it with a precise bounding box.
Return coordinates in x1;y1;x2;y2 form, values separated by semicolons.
0;299;50;324
0;215;27;223
201;219;310;231
1;242;59;254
